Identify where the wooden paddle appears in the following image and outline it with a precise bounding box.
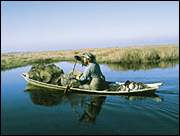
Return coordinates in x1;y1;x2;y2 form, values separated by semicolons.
64;59;77;94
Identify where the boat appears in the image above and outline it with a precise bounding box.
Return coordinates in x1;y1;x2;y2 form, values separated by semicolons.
21;73;163;95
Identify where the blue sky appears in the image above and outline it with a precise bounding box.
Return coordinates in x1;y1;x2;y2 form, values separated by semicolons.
1;1;179;52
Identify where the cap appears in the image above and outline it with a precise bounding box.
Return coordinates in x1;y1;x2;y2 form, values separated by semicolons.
82;52;96;61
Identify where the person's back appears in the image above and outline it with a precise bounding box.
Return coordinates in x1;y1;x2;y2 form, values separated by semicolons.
89;62;105;80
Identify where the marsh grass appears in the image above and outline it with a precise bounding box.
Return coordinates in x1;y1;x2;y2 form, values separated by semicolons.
1;44;179;70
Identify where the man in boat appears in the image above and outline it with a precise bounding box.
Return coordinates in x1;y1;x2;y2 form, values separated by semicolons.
75;52;108;90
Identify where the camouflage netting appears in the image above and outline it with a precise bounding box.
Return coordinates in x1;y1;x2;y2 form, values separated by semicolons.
28;63;64;85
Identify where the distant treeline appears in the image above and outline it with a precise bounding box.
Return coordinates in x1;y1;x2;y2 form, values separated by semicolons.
1;44;179;70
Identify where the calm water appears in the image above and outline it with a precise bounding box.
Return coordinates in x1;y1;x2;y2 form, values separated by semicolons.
1;62;179;135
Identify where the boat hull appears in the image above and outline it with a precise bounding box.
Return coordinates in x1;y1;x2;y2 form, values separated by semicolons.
22;73;162;95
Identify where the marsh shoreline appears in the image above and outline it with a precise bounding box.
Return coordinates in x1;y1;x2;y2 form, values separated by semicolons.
1;44;179;70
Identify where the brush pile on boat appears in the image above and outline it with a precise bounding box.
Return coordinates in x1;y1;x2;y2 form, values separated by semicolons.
28;63;81;87
28;63;64;85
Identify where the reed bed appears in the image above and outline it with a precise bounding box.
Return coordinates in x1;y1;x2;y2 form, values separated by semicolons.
1;44;179;70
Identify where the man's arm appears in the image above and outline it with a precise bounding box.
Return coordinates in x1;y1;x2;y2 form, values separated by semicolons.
79;66;91;84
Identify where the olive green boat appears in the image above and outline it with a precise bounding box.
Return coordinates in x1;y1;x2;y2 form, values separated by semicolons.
22;73;163;95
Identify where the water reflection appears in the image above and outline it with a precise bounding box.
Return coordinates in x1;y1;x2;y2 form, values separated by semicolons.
25;85;106;124
121;94;163;102
78;96;106;124
106;61;179;71
25;85;163;124
25;86;65;106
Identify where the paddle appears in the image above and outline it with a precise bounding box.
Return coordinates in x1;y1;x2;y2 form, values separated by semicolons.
64;58;78;94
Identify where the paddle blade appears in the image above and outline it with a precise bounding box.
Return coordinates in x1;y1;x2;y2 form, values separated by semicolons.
64;85;70;94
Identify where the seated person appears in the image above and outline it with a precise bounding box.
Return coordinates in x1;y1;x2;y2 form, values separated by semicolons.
76;52;108;90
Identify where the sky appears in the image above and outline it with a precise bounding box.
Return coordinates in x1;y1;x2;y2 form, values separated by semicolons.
1;1;179;52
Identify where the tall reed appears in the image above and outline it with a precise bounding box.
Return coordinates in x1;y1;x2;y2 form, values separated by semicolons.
1;44;179;70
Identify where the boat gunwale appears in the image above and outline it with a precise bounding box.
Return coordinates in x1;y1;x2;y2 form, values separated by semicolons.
21;73;161;94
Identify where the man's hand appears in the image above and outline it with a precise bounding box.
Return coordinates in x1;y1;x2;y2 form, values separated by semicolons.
75;75;80;80
75;73;82;80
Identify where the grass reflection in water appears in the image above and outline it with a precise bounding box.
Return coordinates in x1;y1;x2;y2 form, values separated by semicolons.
106;60;179;71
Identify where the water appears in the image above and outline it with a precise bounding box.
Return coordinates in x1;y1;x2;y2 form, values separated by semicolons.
1;62;179;135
